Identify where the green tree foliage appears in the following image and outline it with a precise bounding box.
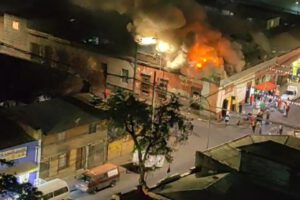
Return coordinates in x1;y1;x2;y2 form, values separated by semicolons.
0;160;42;200
102;90;193;188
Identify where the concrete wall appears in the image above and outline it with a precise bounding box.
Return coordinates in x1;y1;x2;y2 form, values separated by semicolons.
107;136;134;164
39;121;107;180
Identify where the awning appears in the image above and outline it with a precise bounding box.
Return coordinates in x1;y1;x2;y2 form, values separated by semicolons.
255;81;277;91
0;162;38;175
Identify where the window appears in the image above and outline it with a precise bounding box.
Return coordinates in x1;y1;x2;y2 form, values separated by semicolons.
157;78;168;99
122;69;129;83
42;193;53;200
58;153;69;170
89;123;97;134
141;74;151;96
57;132;66;142
54;187;68;196
12;21;19;30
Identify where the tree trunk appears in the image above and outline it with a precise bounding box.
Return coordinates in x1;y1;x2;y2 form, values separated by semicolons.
137;149;147;188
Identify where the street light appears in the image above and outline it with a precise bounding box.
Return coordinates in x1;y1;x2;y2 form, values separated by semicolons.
156;41;175;53
200;95;211;149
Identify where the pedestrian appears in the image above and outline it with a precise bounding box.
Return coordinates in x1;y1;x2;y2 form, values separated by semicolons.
239;103;243;114
257;122;262;135
224;112;230;126
286;104;290;118
283;103;287;117
250;115;256;133
167;164;171;176
256;111;263;124
266;109;270;125
278;125;283;135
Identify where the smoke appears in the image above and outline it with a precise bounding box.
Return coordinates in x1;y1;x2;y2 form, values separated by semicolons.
72;0;245;76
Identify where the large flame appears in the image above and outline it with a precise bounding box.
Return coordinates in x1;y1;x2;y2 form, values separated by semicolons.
188;43;223;69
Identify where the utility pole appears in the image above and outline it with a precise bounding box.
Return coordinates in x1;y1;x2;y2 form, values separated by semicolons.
132;43;138;94
201;96;211;149
151;71;157;125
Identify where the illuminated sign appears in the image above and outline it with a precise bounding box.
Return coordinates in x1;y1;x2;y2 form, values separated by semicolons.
0;147;27;161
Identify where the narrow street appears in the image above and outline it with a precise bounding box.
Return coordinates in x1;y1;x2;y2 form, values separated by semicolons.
70;118;251;200
70;100;300;200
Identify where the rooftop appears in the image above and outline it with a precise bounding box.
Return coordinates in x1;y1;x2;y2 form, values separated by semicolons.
240;140;300;169
0;116;34;149
1;96;105;135
200;135;300;170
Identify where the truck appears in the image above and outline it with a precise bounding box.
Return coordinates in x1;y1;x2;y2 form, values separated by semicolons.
281;83;300;101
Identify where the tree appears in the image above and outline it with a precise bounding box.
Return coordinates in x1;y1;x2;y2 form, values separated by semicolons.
0;160;41;200
102;90;192;189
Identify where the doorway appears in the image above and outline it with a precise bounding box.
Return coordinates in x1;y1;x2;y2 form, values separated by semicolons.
222;99;228;118
76;147;86;170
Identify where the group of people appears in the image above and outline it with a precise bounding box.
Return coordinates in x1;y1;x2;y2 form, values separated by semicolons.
251;90;291;117
223;89;291;135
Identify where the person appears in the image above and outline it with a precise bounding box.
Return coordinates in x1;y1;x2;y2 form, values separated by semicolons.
283;102;287;117
266;109;270;125
224;112;230;126
167;164;171;175
250;115;256;133
278;125;283;135
256;111;263;124
257;122;262;135
286;104;290;118
239;103;243;114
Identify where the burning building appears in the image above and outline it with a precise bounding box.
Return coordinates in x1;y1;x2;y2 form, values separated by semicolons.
1;0;300;120
73;0;246;79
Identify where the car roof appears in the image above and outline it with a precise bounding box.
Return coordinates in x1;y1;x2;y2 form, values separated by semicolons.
38;179;68;194
84;163;118;177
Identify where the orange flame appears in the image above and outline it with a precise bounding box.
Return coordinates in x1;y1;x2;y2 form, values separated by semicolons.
188;43;223;69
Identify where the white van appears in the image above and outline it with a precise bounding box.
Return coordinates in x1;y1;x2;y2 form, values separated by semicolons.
37;178;71;200
132;151;165;168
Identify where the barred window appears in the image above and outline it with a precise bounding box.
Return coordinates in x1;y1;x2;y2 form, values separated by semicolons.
122;69;129;83
141;74;151;96
58;152;69;170
157;79;168;99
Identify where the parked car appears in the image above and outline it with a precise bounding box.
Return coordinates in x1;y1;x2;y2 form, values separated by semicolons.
37;178;71;200
132;151;165;169
75;163;120;193
281;83;300;101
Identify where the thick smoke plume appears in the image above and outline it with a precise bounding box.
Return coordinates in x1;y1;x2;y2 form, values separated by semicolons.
72;0;245;76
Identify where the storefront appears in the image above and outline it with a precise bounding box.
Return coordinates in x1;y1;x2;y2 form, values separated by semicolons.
0;140;39;186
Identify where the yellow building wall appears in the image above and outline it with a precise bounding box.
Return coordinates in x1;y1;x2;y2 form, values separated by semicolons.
107;137;134;162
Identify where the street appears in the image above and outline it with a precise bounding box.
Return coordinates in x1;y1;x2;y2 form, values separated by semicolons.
70;99;300;200
69;115;272;200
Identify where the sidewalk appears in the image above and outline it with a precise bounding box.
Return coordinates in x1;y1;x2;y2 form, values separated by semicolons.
182;104;297;136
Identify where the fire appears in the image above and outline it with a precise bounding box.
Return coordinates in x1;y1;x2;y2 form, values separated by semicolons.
188;42;223;69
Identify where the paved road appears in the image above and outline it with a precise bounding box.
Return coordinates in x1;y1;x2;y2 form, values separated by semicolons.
69;102;300;200
69;118;253;200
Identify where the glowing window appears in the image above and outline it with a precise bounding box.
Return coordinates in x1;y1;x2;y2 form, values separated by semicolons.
12;21;19;30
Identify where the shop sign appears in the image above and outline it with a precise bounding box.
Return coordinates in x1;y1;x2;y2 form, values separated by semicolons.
0;147;27;161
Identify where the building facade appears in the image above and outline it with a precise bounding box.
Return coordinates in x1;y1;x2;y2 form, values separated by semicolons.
3;97;107;180
0;117;40;186
2;13;300;119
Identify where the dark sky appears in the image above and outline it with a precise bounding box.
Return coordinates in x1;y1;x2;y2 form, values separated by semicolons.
0;0;134;55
